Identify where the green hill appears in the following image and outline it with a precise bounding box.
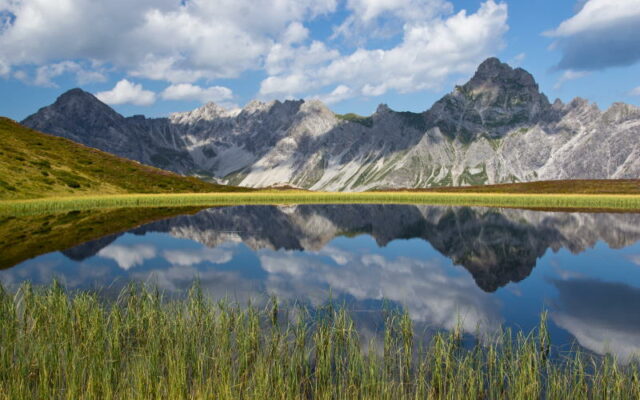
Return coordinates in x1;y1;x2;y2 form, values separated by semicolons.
0;117;251;199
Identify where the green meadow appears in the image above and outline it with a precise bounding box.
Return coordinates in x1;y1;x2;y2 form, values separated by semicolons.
0;283;638;400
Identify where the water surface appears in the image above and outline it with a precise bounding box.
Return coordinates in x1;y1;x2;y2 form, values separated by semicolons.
2;204;640;361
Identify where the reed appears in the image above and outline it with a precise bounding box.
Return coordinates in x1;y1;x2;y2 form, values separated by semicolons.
0;283;638;399
3;191;640;216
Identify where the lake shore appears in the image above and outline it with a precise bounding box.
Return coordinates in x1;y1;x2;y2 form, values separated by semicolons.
3;191;640;215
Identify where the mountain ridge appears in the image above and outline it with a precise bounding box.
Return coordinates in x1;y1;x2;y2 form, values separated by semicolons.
21;57;640;190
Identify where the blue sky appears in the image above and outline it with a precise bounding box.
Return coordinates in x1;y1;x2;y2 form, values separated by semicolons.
1;0;640;121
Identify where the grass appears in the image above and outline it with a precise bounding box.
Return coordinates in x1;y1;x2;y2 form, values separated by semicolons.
0;283;638;399
0;207;205;269
2;191;640;216
0;118;252;200
408;179;640;195
335;113;374;127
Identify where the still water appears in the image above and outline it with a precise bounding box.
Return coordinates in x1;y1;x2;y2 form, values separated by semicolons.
2;205;640;361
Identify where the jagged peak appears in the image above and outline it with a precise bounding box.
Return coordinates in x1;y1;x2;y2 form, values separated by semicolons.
466;57;538;92
602;101;640;123
375;103;392;114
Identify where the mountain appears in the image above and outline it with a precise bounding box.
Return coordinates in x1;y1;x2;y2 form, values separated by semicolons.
0;117;248;199
21;58;640;190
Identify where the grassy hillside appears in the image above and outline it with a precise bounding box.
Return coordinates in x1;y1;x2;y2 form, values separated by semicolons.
0;117;251;199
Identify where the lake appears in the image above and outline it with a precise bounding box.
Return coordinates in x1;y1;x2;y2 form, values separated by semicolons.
2;204;640;362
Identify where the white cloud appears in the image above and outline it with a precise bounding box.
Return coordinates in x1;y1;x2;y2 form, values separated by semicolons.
0;0;338;85
547;0;640;37
95;79;156;106
553;69;590;89
545;0;640;70
161;83;233;104
314;85;354;104
260;1;508;101
282;22;309;45
630;87;640;97
0;0;510;104
333;0;453;42
34;61;106;87
98;244;157;270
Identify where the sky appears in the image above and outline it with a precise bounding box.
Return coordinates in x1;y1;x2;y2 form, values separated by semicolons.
1;0;640;121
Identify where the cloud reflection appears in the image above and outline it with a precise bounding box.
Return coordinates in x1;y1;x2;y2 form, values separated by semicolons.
551;278;640;362
97;244;156;270
259;244;502;335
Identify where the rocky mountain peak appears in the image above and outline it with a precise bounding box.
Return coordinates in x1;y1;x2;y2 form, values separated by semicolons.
170;101;239;124
468;57;536;89
51;88;119;116
22;88;123;132
426;57;551;141
375;103;392;114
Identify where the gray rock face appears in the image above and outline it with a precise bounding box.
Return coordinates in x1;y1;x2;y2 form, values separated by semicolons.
21;58;640;190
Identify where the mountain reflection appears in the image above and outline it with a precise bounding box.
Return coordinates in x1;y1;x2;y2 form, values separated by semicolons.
61;205;640;292
3;204;640;359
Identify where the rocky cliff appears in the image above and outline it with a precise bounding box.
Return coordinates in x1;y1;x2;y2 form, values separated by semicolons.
22;58;640;190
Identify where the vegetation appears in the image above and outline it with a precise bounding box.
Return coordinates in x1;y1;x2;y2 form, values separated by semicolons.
3;191;640;216
413;179;640;195
0;283;638;399
0;207;204;269
0;118;252;200
335;113;374;128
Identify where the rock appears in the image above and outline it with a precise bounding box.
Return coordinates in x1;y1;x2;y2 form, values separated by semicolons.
21;57;640;190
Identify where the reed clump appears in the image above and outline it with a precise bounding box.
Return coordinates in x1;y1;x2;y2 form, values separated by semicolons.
0;283;638;399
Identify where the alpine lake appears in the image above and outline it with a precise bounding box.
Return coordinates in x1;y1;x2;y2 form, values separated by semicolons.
2;203;640;363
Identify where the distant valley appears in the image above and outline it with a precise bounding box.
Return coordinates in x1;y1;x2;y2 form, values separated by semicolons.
21;57;640;191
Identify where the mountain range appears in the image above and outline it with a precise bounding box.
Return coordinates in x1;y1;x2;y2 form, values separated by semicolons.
21;57;640;190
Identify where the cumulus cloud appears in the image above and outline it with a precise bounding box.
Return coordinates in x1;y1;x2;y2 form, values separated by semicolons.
0;0;509;104
98;244;157;270
545;0;640;70
161;83;233;104
332;0;453;42
34;61;106;87
260;1;508;101
95;79;156;106
314;85;355;105
0;0;337;85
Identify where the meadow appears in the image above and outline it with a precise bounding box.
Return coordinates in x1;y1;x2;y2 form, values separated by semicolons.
2;191;640;216
0;283;638;399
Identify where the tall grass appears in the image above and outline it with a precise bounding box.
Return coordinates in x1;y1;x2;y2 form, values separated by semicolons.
0;283;638;399
3;191;640;216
